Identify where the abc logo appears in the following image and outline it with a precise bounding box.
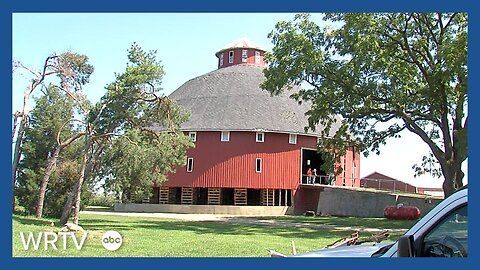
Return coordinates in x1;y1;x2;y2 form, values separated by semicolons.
101;230;123;251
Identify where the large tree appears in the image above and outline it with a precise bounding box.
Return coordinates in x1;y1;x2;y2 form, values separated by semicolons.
59;43;192;225
16;85;86;217
262;13;467;197
12;53;93;210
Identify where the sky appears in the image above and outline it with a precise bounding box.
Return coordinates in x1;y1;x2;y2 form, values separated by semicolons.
12;13;467;189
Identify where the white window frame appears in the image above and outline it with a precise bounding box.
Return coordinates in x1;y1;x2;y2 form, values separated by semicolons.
189;131;197;142
289;134;297;144
352;163;357;179
241;49;248;63
255;51;261;64
228;51;234;64
255;158;262;173
186;157;194;173
221;131;230;142
219;53;224;66
256;132;264;143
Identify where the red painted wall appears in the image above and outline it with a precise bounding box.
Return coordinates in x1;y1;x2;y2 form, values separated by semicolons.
293;186;324;214
164;131;360;190
335;146;361;188
165;131;317;189
217;49;265;69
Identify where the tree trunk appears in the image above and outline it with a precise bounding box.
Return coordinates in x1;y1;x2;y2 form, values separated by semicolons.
12;90;31;211
72;146;89;225
441;161;464;198
59;183;76;225
12;116;27;211
60;135;91;225
36;145;61;218
60;162;86;225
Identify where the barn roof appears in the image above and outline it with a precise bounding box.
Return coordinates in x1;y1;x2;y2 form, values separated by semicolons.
167;64;341;136
214;38;265;57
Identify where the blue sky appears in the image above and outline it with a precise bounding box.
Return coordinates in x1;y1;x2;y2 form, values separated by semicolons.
12;13;466;188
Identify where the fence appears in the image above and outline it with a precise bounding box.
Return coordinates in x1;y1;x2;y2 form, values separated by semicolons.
360;178;417;193
300;175;419;195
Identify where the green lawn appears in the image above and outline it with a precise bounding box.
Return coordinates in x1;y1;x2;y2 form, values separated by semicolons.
12;213;414;257
250;215;417;230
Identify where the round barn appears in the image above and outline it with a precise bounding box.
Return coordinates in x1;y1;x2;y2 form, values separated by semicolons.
149;38;361;215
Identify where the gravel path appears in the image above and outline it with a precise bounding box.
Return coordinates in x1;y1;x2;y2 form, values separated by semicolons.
80;210;407;234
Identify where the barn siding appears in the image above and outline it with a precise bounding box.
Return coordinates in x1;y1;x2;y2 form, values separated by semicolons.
165;131;318;189
218;48;265;69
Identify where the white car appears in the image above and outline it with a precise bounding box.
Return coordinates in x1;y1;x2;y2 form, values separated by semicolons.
279;185;468;258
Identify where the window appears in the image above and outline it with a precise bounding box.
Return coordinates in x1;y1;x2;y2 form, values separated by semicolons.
221;131;230;142
352;163;357;179
242;49;248;62
187;157;194;172
256;132;264;142
189;132;197;142
352;163;357;186
255;51;261;64
255;158;262;173
289;134;297;144
228;51;234;63
219;53;224;66
422;205;468;257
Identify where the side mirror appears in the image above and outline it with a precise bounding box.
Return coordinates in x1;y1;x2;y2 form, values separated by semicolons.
397;235;415;257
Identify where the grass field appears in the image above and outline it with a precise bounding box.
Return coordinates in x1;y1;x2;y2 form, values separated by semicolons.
12;213;415;257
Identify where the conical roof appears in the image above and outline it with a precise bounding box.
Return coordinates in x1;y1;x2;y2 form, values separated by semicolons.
168;64;340;136
215;38;265;57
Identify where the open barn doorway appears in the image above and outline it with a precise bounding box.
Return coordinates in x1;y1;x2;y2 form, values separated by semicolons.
301;149;327;184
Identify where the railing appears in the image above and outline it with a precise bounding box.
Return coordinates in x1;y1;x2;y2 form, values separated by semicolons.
299;175;424;195
300;174;334;185
360;178;416;193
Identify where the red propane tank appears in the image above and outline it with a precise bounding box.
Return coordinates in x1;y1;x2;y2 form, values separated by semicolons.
384;205;421;220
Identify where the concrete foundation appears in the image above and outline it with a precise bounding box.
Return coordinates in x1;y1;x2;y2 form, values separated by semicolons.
114;203;294;215
316;187;442;218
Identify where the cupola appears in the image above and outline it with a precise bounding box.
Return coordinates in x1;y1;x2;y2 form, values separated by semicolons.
215;38;266;69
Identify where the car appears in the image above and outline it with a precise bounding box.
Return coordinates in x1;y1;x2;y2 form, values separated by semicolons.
271;185;468;258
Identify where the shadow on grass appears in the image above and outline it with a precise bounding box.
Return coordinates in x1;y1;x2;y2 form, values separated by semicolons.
13;215;57;227
128;218;353;241
84;206;114;212
244;215;416;230
75;213;409;242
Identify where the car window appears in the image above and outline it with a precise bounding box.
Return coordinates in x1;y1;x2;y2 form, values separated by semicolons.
422;205;468;257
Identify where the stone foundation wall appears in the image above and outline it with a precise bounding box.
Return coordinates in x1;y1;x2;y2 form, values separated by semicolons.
114;203;294;215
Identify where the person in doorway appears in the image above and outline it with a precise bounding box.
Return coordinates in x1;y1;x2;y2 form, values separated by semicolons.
313;168;318;184
307;168;313;184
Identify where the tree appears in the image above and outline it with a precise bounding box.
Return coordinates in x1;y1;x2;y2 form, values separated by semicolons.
12;53;93;210
262;13;467;197
16;85;85;217
103;128;192;203
59;43;192;225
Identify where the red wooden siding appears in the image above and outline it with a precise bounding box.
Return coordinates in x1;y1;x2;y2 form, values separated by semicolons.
331;146;361;188
218;49;265;69
165;131;317;189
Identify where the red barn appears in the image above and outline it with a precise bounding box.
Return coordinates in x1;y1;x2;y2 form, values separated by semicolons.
147;38;361;214
361;172;418;193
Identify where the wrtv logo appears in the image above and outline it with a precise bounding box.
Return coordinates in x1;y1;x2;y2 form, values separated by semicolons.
20;231;88;251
